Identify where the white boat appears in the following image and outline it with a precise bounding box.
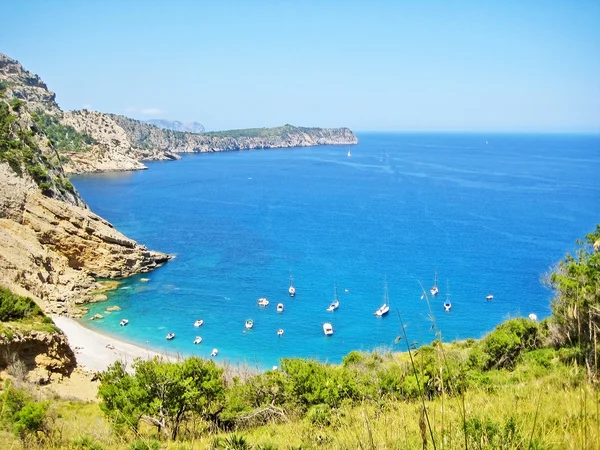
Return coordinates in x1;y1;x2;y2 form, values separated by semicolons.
326;300;340;312
165;333;175;340
347;149;351;157
528;313;538;322
323;322;334;336
119;319;129;327
430;270;439;296
373;279;390;317
327;284;340;311
486;294;494;301
257;297;269;307
194;319;204;327
193;336;202;344
211;348;218;357
288;275;296;297
277;328;284;336
277;303;284;313
444;279;451;311
245;319;254;329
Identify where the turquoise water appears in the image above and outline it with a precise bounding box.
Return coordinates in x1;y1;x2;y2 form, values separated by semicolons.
71;133;600;369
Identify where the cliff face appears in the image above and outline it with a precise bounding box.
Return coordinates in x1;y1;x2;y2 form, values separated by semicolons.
0;164;170;316
0;54;170;317
0;327;77;384
1;52;358;176
111;115;358;155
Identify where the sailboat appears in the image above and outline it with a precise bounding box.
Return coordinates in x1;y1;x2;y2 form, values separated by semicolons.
373;278;390;317
430;270;439;296
347;149;352;157
443;279;452;312
288;274;296;297
326;284;340;312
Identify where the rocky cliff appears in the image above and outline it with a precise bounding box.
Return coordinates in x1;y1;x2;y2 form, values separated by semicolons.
0;326;77;384
0;54;171;318
1;52;358;175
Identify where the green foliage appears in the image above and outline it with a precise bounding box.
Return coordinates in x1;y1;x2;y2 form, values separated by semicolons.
13;401;49;440
0;381;49;442
204;124;316;140
129;439;160;450
31;112;95;152
0;286;44;322
71;435;106;450
98;356;225;440
549;224;600;375
8;98;24;111
468;318;542;371
280;358;359;409
211;433;252;450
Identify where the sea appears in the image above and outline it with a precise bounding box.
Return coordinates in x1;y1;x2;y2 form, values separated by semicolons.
71;133;600;370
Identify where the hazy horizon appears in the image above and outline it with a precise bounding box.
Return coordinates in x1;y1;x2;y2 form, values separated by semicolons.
2;0;599;133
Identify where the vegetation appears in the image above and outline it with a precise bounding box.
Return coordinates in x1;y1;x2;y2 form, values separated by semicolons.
31;112;95;152
0;381;50;446
549;224;600;377
0;227;598;448
0;286;45;322
204;124;319;139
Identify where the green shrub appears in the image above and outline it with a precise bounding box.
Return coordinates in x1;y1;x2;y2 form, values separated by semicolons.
71;436;105;450
0;286;44;322
306;403;332;426
129;439;160;450
8;98;24;111
469;318;542;371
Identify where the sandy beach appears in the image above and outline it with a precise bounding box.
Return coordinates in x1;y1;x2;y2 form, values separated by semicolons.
52;316;173;372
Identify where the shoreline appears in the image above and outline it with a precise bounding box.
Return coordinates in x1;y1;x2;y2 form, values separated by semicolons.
52;316;176;372
52;316;267;376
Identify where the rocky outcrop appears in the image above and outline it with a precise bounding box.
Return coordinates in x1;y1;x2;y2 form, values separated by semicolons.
0;53;61;116
0;326;77;384
0;163;170;316
111;115;358;155
61;110;149;174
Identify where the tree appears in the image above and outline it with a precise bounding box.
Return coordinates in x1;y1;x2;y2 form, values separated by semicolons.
550;224;600;376
98;357;225;440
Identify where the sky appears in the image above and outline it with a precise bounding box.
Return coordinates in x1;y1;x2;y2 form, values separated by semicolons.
2;0;599;132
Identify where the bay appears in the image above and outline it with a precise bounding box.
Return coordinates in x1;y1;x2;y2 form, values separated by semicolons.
71;133;600;369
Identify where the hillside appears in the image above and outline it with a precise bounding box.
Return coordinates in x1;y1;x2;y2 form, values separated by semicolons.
1;53;357;175
0;54;171;316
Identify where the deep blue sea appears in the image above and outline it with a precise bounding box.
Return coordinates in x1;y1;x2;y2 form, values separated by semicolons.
71;133;600;369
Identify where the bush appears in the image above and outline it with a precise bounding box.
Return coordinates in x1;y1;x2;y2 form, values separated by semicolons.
0;381;49;442
71;436;105;450
469;318;542;370
129;439;160;450
306;404;332;426
0;286;45;322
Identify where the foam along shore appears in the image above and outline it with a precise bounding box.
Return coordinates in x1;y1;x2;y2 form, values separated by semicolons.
52;316;173;372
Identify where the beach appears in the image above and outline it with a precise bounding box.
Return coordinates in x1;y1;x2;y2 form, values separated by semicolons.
52;316;173;373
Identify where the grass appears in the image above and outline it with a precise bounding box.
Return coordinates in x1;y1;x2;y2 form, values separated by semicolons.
0;350;597;449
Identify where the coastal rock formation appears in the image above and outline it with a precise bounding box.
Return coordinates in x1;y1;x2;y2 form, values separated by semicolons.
111;115;358;156
0;326;77;384
0;163;170;316
1;54;171;317
1;52;357;175
0;53;61;116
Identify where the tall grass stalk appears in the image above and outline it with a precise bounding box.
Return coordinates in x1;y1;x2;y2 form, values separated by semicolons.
396;308;437;450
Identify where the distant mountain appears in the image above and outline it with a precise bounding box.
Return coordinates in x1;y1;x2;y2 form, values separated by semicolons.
144;119;205;134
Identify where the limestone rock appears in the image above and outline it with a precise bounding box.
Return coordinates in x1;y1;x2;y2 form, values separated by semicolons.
0;163;170;316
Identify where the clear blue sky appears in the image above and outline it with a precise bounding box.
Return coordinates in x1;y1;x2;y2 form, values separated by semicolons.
2;0;599;132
